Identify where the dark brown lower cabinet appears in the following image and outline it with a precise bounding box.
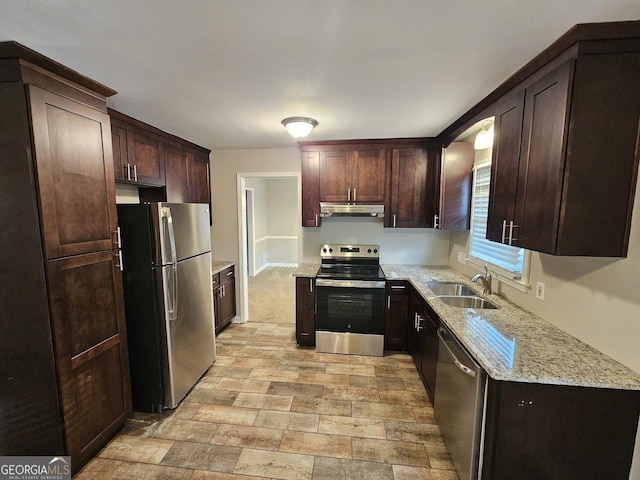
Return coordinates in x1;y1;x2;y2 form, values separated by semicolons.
296;277;315;346
482;380;640;480
47;251;131;467
385;281;409;351
407;287;438;401
214;266;236;335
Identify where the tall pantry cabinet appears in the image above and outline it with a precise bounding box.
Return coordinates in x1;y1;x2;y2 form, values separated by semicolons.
0;42;131;471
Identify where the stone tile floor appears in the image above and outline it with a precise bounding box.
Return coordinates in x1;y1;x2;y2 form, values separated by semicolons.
76;321;458;479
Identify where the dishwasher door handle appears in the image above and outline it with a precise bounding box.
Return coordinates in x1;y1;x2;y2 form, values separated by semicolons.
437;328;476;378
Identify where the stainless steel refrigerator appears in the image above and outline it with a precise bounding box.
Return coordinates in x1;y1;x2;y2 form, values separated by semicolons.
117;202;216;412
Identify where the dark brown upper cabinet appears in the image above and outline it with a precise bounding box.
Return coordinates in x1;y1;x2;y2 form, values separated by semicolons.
487;52;640;256
440;22;640;257
434;142;474;230
109;109;212;219
386;148;432;228
319;148;386;203
301;150;321;227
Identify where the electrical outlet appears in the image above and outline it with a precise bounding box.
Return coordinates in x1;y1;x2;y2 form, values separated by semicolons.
535;282;546;300
457;252;466;264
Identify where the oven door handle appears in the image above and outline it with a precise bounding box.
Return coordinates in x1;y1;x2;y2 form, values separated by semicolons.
316;279;386;289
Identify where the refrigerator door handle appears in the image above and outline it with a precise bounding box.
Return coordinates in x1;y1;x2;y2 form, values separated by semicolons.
162;207;179;321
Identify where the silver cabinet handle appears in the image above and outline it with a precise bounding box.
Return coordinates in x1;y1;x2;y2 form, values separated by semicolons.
309;278;313;293
347;188;351;202
393;214;397;228
226;271;233;276
315;214;318;227
508;221;517;245
353;188;357;202
416;314;424;332
501;220;507;243
414;312;418;330
126;163;131;181
115;251;124;271
387;295;391;309
133;164;138;182
437;328;476;377
434;214;439;229
390;285;405;290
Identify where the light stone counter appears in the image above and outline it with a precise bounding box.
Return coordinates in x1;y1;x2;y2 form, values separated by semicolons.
293;263;320;277
382;264;640;391
212;261;235;275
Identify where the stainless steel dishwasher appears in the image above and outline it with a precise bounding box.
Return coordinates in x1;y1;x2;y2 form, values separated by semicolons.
435;324;487;480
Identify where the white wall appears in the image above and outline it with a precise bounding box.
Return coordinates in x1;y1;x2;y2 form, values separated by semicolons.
210;148;301;262
449;166;640;376
302;217;451;265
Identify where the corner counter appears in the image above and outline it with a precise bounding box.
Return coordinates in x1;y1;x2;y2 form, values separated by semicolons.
382;264;640;391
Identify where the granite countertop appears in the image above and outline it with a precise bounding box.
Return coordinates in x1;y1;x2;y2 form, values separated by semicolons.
212;261;235;275
382;264;640;391
293;263;320;277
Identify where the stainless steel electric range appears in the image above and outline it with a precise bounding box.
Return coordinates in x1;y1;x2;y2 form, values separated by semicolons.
315;244;386;356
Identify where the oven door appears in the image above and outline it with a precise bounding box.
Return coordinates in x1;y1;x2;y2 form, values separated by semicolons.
315;279;385;334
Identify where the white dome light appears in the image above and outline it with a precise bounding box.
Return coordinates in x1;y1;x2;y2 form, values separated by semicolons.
282;116;318;138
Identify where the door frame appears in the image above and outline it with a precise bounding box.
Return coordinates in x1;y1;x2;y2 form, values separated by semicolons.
236;172;301;323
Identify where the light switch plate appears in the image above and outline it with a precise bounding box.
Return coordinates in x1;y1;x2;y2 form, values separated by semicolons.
457;252;466;264
536;282;546;300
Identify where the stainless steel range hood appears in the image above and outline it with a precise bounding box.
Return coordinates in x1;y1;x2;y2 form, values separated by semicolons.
320;202;385;217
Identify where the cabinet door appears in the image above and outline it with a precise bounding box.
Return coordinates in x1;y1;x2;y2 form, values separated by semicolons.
125;131;165;186
353;149;386;203
190;153;211;205
438;142;474;230
46;251;131;470
487;91;525;243
514;62;572;253
295;277;315;346
407;292;422;366
388;149;430;227
28;86;118;259
419;309;439;402
110;124;128;182
165;145;192;203
301;151;320;227
320;150;352;202
385;282;409;351
212;273;220;332
218;268;236;331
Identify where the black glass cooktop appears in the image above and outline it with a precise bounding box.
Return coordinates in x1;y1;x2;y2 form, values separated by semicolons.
316;263;385;281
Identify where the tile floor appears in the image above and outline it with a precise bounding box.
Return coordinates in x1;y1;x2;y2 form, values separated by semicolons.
75;268;458;480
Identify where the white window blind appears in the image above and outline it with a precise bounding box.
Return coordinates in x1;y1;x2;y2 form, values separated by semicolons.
469;164;525;279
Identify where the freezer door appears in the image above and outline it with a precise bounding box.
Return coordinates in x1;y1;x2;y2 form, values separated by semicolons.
160;251;215;408
155;203;211;265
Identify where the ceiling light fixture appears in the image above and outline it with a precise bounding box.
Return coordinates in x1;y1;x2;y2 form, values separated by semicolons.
474;120;494;150
281;116;318;138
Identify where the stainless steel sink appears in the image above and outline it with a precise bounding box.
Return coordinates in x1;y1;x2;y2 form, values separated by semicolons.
428;282;477;297
437;295;498;309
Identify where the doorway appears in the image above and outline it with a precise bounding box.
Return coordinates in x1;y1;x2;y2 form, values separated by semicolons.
236;172;301;323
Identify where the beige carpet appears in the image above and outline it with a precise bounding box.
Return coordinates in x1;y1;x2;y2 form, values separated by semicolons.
248;266;297;325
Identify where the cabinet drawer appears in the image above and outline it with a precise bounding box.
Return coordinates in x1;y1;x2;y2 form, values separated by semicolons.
220;265;235;281
386;280;409;293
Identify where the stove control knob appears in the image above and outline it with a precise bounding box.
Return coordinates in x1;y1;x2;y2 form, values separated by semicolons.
374;249;378;253
322;248;327;253
367;249;372;253
329;248;333;253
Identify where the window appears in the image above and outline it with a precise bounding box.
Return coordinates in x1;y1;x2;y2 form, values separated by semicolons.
468;163;529;285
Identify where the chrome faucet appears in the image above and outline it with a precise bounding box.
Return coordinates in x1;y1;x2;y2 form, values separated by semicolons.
471;266;492;295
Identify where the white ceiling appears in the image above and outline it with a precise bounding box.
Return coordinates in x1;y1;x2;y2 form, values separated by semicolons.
2;1;639;150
